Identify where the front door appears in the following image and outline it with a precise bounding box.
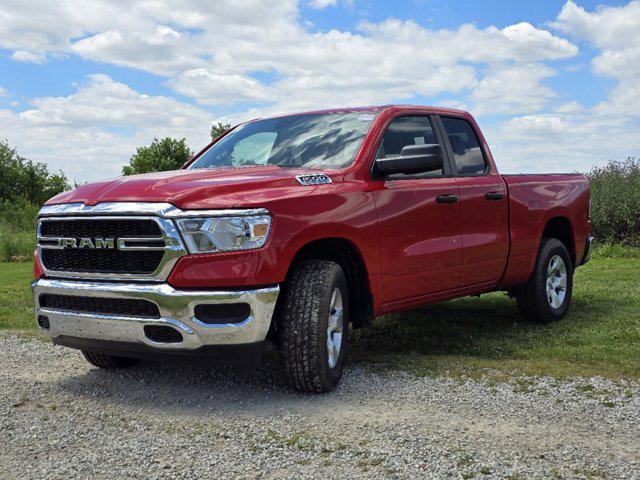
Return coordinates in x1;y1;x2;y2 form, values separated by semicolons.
373;115;463;304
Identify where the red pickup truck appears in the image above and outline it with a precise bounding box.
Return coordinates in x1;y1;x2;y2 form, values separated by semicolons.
32;105;592;392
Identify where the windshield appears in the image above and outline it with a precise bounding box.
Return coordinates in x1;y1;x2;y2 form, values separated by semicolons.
190;112;377;170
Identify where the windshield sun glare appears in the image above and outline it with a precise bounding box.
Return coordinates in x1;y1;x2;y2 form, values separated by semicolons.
190;112;377;171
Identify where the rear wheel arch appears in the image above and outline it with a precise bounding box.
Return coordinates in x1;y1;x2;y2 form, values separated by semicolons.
541;216;576;266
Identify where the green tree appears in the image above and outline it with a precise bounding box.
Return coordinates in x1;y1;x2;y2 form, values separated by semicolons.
122;137;193;176
0;140;70;205
211;122;231;140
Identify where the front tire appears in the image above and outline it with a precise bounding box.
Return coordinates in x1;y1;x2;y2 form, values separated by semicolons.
516;238;573;323
82;351;141;369
278;260;350;393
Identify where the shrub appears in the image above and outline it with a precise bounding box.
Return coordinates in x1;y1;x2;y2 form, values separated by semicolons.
0;199;38;262
0;199;39;231
587;157;640;244
0;230;34;262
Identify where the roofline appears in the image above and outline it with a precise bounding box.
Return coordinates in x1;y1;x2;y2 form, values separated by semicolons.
245;104;471;123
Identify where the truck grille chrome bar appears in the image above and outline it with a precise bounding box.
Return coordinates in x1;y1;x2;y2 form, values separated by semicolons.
36;215;187;282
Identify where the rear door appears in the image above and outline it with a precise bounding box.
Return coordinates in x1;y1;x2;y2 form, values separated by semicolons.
372;115;463;304
436;115;509;287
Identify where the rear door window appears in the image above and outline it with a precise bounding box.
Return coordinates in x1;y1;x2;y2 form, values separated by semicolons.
440;117;487;175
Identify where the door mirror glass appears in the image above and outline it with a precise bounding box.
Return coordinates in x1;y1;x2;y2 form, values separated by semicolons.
375;144;444;176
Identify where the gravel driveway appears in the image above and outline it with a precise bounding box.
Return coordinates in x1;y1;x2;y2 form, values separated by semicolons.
1;333;639;479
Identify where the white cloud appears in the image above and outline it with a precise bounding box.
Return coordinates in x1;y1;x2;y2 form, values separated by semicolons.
552;1;640;115
0;0;299;76
555;101;584;114
0;0;577;115
552;1;640;54
357;20;577;64
163;18;575;115
469;0;640;174
70;27;206;76
11;50;46;64
1;75;213;180
487;111;640;173
0;86;6;97
308;0;337;8
168;70;276;105
471;64;556;115
552;0;640;81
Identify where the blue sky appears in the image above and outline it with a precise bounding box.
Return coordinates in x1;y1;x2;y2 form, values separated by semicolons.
1;0;639;181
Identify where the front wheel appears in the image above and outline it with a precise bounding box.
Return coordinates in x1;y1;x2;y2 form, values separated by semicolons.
516;238;573;323
277;260;350;393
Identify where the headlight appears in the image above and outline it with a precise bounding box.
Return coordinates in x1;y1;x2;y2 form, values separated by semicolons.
176;214;271;254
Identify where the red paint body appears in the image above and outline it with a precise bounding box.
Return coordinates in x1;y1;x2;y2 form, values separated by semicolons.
42;106;591;317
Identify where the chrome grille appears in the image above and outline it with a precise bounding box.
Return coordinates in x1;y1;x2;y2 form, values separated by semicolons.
40;218;162;238
36;215;186;281
41;249;165;274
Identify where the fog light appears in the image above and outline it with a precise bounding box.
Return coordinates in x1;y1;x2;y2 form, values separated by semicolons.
194;303;251;325
37;315;50;330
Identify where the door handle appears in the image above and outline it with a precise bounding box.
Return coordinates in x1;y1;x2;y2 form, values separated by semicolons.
485;191;504;201
436;194;459;204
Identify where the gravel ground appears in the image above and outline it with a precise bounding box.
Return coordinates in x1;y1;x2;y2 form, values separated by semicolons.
1;333;639;480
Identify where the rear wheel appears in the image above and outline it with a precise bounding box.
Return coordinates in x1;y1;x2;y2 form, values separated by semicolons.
82;351;141;369
516;238;573;323
278;260;350;393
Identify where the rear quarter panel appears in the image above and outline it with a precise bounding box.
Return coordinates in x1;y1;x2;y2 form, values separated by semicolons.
499;174;590;288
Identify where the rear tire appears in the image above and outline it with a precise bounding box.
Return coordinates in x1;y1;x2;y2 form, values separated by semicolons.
82;351;141;369
277;260;350;393
516;238;573;323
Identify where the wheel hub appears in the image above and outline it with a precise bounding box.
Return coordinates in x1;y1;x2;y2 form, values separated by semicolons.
326;287;344;369
546;255;567;309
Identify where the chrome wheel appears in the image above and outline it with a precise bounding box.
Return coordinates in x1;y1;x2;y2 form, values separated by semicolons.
326;287;344;369
546;255;567;309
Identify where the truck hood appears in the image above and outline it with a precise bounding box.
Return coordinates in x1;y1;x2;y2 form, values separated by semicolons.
47;166;342;210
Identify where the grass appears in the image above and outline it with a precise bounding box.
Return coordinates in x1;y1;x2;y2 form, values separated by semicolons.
2;247;640;380
0;261;35;330
352;248;640;380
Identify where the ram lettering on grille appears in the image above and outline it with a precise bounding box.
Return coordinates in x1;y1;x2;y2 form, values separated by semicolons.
56;238;116;249
36;218;176;276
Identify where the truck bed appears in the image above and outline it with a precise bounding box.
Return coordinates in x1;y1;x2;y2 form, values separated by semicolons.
499;173;590;288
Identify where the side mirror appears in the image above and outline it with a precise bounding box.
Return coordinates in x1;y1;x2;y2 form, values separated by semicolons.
375;144;444;176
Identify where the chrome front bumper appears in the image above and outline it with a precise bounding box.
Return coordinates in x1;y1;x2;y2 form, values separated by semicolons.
32;278;279;351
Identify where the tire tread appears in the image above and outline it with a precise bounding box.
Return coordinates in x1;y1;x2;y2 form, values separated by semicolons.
278;260;345;393
516;237;573;323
